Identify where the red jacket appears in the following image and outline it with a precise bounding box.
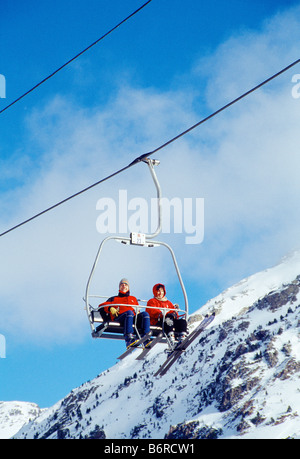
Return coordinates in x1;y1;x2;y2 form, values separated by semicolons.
146;283;179;326
99;292;138;321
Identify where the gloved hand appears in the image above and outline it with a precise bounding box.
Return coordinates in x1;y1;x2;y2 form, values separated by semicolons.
165;314;175;327
109;306;119;318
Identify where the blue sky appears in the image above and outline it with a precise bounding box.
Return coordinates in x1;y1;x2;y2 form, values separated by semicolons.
1;0;300;408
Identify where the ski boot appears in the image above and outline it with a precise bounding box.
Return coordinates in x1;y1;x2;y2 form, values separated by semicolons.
125;334;139;349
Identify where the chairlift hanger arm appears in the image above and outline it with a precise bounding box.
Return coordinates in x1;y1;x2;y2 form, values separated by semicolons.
143;158;162;239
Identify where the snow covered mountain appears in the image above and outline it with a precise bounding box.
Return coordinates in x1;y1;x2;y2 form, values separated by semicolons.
11;251;300;439
0;401;41;439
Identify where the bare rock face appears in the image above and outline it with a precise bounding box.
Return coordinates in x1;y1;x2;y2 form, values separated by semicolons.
165;421;222;439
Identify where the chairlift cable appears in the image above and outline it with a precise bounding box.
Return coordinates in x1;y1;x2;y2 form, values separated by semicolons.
0;57;299;239
0;162;133;237
0;0;153;116
131;58;300;163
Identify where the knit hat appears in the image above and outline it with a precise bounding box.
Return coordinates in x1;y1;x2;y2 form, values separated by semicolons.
119;278;130;289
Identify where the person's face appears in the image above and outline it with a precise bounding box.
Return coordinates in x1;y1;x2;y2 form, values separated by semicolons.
156;287;165;298
119;282;129;293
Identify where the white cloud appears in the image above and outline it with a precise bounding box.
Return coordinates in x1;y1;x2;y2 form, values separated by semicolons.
1;4;300;344
196;4;300;108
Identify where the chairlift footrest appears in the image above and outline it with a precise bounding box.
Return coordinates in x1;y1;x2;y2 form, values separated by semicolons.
92;322;109;338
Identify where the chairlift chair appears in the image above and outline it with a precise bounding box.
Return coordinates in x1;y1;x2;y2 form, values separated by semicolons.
83;159;189;343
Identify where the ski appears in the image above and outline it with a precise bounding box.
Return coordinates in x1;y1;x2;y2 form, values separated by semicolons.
154;313;215;377
135;332;164;360
117;332;152;360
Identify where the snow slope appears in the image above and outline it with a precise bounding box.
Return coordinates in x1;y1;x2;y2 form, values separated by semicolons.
197;250;300;323
11;251;300;439
0;401;41;439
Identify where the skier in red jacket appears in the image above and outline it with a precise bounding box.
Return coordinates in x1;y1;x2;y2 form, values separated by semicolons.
98;278;150;348
146;283;187;345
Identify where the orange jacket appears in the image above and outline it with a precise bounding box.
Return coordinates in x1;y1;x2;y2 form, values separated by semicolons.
146;283;179;326
99;293;138;321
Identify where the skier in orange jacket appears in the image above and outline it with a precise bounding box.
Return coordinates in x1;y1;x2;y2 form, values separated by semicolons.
146;283;187;345
98;278;150;348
